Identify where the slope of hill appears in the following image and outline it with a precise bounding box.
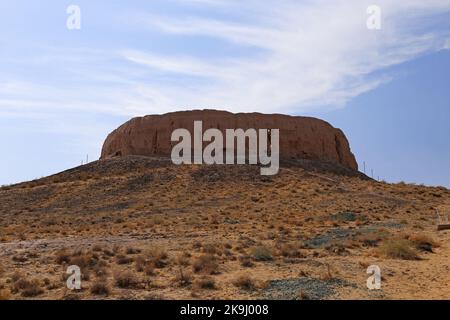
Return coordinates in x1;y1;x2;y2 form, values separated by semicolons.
0;156;449;300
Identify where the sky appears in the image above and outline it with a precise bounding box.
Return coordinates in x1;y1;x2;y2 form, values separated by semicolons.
0;0;449;186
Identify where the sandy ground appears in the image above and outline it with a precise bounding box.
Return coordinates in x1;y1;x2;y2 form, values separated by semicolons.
0;156;449;300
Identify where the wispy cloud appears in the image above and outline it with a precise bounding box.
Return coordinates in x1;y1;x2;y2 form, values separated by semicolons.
1;0;450;117
120;0;450;114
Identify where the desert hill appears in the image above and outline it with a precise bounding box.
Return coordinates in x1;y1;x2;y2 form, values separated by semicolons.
0;156;449;300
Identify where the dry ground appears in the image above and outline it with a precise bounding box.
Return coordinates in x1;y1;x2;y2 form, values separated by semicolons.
0;156;449;300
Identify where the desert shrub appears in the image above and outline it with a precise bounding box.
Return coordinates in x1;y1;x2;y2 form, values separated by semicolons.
55;249;99;269
406;234;439;252
250;246;273;261
114;271;139;289
378;239;419;260
175;268;192;287
233;274;255;291
195;277;216;290
116;254;134;265
320;264;334;281
92;245;103;252
14;278;44;297
355;229;390;248
239;256;254;268
70;253;99;269
103;248;115;257
146;248;169;268
93;264;108;277
126;247;141;255
90;282;110;296
134;256;147;272
176;252;191;266
192;254;219;275
12;255;28;263
278;243;303;258
144;265;156;276
202;243;221;255
55;250;71;264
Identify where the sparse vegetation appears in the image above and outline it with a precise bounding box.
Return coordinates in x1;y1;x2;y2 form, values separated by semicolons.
175;268;192;287
195;276;216;290
13;278;44;297
406;234;439;252
379;239;420;260
0;157;449;299
233;274;255;291
114;271;140;289
90;281;110;296
250;246;273;261
192;254;219;275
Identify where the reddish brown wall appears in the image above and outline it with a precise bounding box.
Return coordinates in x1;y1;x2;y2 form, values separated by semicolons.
100;110;358;170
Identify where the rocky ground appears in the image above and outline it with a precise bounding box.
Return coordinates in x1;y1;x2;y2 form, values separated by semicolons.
0;156;449;300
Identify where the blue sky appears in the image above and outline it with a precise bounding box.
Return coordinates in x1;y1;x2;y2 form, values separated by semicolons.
0;0;450;186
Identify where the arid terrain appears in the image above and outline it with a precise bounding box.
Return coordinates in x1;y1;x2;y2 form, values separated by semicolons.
0;156;449;300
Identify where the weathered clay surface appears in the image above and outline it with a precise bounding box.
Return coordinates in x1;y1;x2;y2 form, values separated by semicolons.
100;110;358;170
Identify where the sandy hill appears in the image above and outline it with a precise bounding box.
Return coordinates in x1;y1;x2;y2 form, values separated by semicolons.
0;156;449;300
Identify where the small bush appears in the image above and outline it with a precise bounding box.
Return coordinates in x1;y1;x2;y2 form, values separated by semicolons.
175;268;192;287
278;243;303;258
379;239;419;260
250;246;273;261
146;248;169;268
90;282;110;296
116;254;134;265
55;250;71;264
192;255;219;275
14;279;44;297
239;256;254;268
126;247;141;255
144;265;156;276
202;243;220;255
233;274;255;291
195;277;216;290
114;271;139;289
135;256;147;272
406;234;439;253
176;252;191;266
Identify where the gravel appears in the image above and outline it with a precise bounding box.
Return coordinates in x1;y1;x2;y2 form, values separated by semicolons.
262;277;355;300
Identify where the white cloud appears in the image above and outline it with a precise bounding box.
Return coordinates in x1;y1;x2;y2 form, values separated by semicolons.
120;0;450;114
1;1;450;117
444;38;450;49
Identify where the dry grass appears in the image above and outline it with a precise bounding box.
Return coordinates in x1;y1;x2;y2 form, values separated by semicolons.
116;254;134;265
0;158;449;300
278;242;303;258
250;246;273;261
192;254;219;275
114;271;140;289
13;278;44;297
405;234;439;252
175;268;192;287
195;276;217;290
90;281;110;296
378;239;420;260
233;274;256;291
146;248;169;269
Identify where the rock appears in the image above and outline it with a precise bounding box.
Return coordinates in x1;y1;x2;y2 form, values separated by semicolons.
100;110;358;170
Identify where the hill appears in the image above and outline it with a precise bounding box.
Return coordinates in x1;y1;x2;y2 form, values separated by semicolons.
0;157;449;300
